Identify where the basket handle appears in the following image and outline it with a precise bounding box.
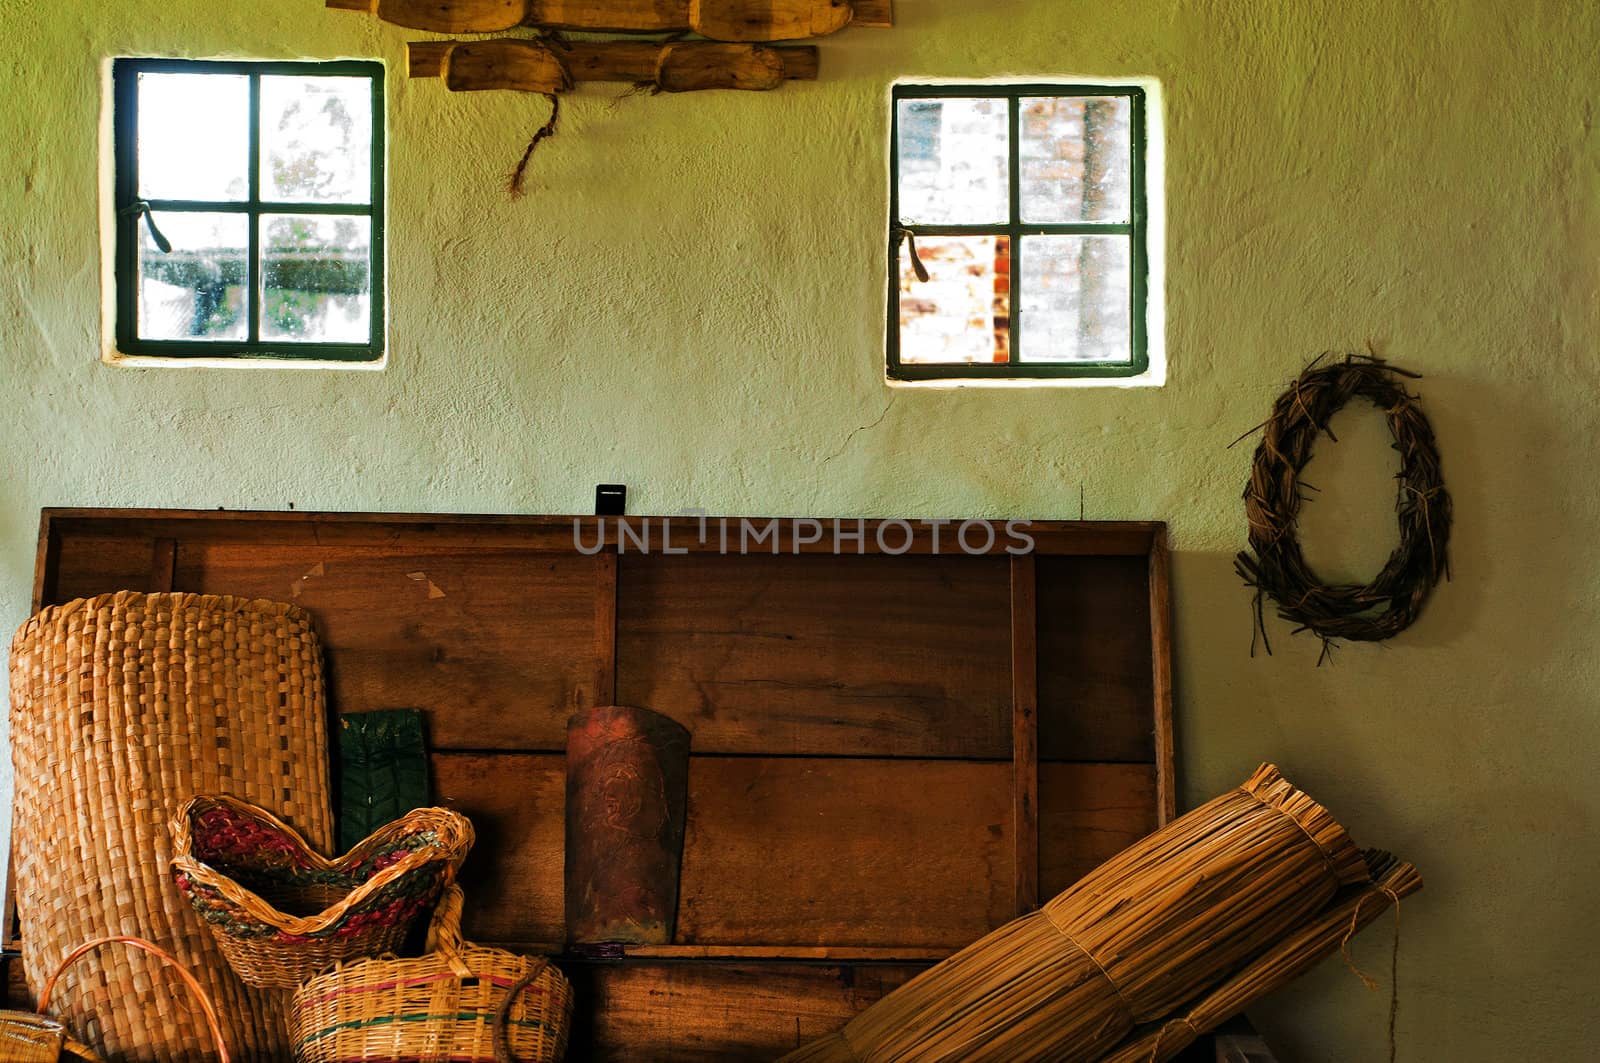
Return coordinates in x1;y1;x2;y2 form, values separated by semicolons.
492;962;553;1063
38;936;231;1063
424;884;475;976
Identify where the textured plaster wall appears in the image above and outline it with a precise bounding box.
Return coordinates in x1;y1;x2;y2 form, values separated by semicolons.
3;0;1598;1058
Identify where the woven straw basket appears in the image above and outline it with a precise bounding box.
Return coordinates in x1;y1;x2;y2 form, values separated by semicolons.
9;591;335;1061
172;794;475;989
0;936;228;1063
290;885;573;1063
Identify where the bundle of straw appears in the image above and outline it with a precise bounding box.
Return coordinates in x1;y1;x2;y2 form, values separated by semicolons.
779;765;1373;1063
1095;848;1421;1063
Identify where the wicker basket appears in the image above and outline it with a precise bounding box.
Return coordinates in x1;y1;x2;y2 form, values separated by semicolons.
290;885;573;1063
172;794;475;989
9;591;336;1060
0;936;229;1063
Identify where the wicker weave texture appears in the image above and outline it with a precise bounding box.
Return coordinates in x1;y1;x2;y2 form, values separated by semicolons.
9;592;335;1062
290;886;573;1063
0;1012;65;1063
172;795;474;989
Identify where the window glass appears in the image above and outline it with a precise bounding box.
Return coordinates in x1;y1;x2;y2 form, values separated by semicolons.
114;59;384;362
889;85;1148;380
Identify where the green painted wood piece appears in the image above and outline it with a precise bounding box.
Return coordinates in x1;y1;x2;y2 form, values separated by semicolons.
336;709;431;852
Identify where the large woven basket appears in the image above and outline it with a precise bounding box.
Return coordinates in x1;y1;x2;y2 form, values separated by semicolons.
290;885;573;1063
9;592;336;1061
172;794;475;989
0;936;231;1063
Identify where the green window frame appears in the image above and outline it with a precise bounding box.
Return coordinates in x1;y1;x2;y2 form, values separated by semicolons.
112;58;385;362
888;83;1149;381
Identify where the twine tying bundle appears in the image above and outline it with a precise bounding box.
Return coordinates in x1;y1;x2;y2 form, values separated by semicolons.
1234;353;1452;657
1341;886;1407;1063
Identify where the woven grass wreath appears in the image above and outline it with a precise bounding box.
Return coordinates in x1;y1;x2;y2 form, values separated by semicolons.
1234;354;1452;657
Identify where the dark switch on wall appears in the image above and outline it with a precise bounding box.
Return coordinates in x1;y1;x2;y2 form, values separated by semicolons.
595;484;627;516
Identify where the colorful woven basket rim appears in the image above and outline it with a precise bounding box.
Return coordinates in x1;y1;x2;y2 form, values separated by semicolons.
170;793;474;938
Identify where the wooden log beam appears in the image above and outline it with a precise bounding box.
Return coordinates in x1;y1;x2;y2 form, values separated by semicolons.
330;0;891;40
409;38;819;93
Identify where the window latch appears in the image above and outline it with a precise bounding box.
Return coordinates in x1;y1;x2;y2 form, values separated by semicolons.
118;200;172;254
893;227;930;283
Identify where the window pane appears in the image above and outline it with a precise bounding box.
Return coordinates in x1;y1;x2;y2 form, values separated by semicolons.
261;214;372;343
138;212;248;340
895;98;1009;225
1019;235;1131;362
138;73;250;201
1020;96;1132;224
897;234;1009;364
261;76;373;204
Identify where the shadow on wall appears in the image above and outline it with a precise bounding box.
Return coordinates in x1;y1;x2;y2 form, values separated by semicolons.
1168;371;1600;1058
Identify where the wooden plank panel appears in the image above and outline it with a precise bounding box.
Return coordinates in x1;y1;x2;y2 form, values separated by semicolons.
432;753;565;945
676;757;1013;948
612;944;951;961
173;545;597;749
327;754;1158;952
30;513;56;612
1037;556;1156;762
409;39;819;87
40;509;1162;557
618;553;1011;758
1038;762;1158;898
148;538;177;592
45;535;161;605
850;0;893;28
1149;527;1178;822
44;510;588;550
566;962;923;1062
594;549;618;705
1010;553;1039;915
435;756;1157;951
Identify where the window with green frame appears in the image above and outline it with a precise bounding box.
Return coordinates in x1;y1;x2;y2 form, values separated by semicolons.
112;58;384;362
888;83;1149;381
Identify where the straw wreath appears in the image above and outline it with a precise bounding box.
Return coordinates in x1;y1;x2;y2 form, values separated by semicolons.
1234;353;1451;656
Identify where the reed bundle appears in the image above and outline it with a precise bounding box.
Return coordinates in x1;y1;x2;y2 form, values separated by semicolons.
1098;849;1422;1063
779;765;1376;1063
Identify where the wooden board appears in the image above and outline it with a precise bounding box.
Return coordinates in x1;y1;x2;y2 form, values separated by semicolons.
429;751;1156;951
617;552;1012;758
329;0;894;39
409;39;820;92
1037;555;1158;762
17;508;1175;1055
433;752;566;945
677;757;1012;948
565;962;924;1061
45;535;165;605
1038;762;1160;897
173;543;600;749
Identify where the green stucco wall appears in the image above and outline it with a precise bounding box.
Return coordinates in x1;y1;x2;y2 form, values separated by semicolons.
4;1;1598;1057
